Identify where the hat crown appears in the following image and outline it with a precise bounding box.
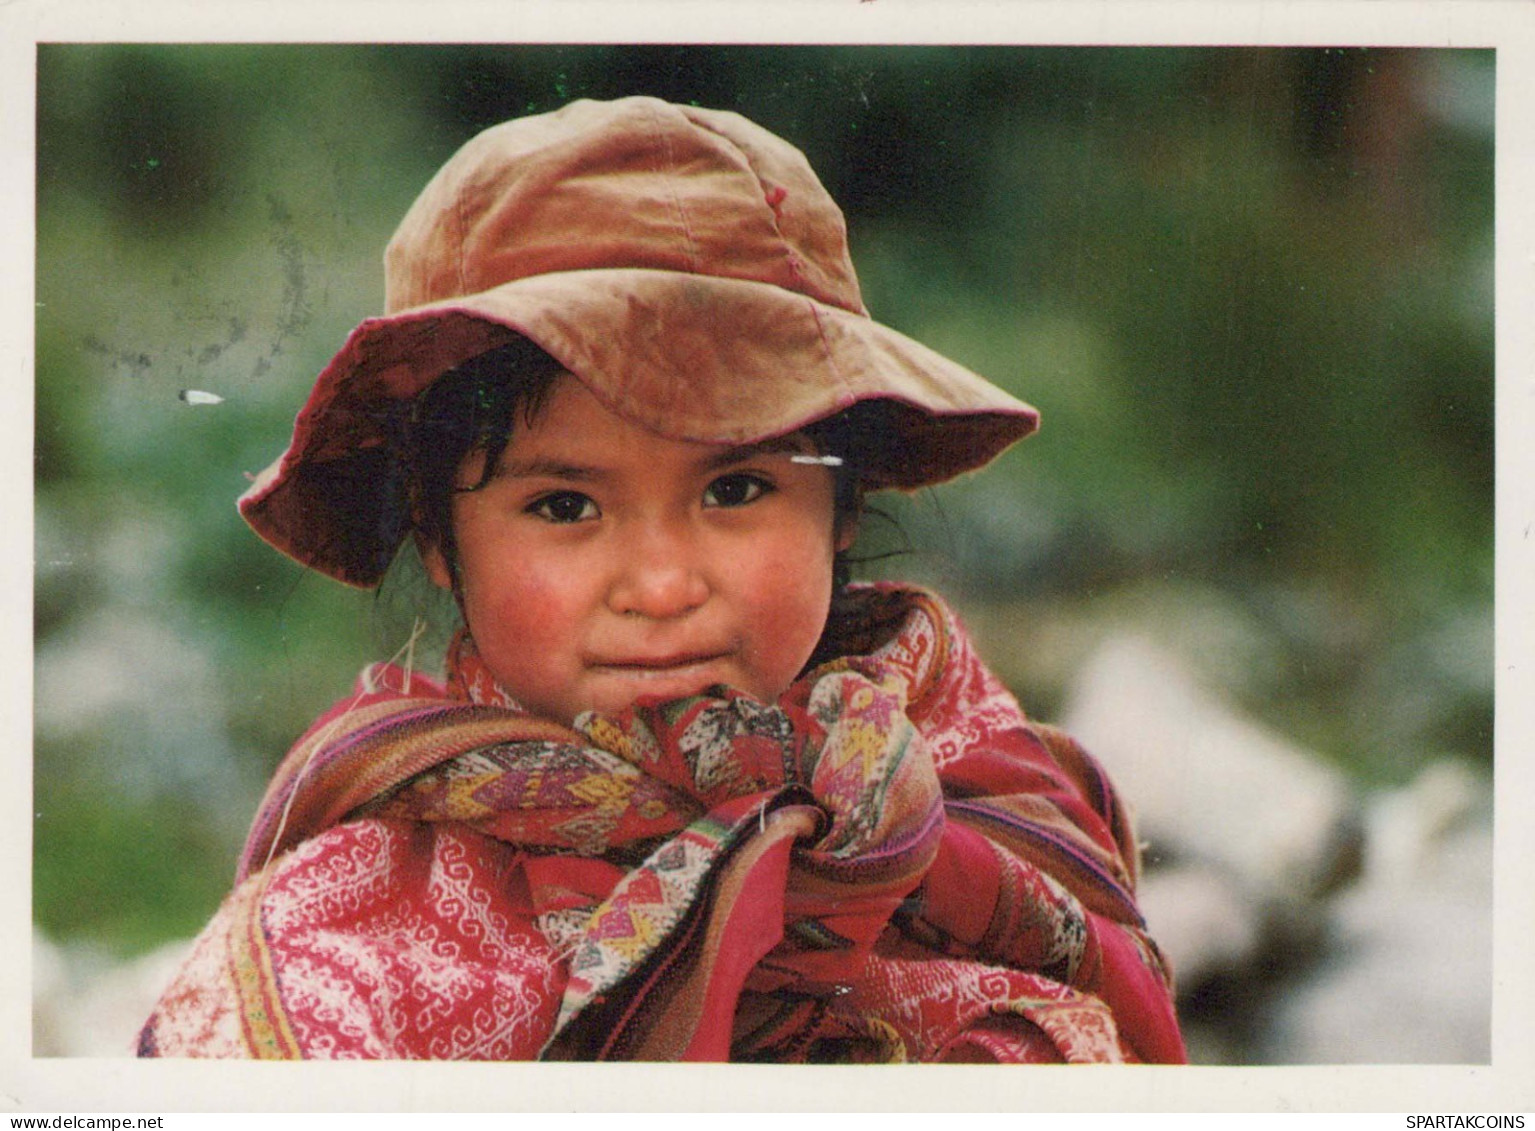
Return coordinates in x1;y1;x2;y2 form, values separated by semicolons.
384;97;868;317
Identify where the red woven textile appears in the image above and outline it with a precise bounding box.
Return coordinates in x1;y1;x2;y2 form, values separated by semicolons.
138;585;1185;1063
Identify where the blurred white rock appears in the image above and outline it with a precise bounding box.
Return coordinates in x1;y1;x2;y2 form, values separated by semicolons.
1058;633;1491;1065
1135;863;1262;988
1363;757;1485;885
34;930;189;1057
1256;762;1492;1064
1062;634;1361;903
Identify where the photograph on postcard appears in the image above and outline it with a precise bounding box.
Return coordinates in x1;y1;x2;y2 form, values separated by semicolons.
32;43;1493;1066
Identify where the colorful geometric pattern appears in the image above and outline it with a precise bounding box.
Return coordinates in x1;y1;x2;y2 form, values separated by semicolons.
139;584;1185;1063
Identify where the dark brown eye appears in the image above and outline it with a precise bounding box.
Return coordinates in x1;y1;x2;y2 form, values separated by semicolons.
703;473;770;508
528;491;598;524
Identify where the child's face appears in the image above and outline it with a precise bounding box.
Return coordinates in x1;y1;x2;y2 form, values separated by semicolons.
424;375;855;725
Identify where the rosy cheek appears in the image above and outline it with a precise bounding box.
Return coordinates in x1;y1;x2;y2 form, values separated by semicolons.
478;566;569;648
739;536;835;676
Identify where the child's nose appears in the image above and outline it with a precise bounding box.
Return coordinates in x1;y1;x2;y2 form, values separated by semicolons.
606;520;710;620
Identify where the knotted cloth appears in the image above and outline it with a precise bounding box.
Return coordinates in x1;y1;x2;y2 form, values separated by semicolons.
138;585;1185;1062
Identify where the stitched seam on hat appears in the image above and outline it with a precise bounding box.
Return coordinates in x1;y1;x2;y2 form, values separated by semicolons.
804;299;854;405
693;119;812;297
453;167;471;298
651;103;700;272
758;183;812;297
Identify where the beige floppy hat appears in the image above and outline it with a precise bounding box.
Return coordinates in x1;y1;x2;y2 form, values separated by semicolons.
239;96;1039;587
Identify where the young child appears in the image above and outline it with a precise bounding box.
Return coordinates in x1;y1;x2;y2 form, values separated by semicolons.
138;96;1185;1063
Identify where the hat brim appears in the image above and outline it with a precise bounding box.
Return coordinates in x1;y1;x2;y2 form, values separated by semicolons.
239;268;1040;588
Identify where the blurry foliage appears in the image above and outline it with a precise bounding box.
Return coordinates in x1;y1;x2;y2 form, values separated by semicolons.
33;45;1492;953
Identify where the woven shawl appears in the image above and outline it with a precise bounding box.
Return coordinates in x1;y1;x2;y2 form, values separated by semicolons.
138;584;1185;1062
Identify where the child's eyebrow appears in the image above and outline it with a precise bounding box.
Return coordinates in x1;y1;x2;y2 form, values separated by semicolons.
488;457;605;483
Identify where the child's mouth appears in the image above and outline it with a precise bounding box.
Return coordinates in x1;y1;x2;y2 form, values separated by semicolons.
588;652;736;699
593;652;728;677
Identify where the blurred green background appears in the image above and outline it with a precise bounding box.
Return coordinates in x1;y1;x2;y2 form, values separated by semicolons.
34;46;1492;959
